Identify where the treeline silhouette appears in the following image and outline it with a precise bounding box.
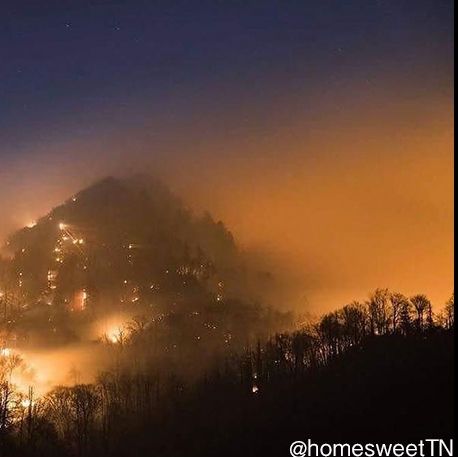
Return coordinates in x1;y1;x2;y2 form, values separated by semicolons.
1;289;454;457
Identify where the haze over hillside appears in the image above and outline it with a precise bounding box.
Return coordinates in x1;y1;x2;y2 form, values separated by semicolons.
0;176;289;355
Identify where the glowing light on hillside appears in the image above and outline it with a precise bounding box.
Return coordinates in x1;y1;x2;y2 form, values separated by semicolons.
58;222;66;230
72;290;88;312
95;316;131;344
106;326;124;344
1;348;12;357
21;399;34;408
26;221;37;228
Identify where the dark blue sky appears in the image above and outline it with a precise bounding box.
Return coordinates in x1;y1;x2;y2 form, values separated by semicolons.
0;0;453;156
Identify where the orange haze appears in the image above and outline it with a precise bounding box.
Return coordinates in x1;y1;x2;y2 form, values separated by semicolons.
0;90;453;314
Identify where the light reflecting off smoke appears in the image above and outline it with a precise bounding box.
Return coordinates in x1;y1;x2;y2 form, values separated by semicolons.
91;313;133;344
8;345;109;397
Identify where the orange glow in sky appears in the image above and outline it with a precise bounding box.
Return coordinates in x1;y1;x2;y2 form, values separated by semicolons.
0;88;453;315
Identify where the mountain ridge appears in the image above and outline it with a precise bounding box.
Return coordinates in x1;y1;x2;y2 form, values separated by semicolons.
0;175;284;349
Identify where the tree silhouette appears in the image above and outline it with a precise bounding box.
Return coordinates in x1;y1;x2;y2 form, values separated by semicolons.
410;294;433;331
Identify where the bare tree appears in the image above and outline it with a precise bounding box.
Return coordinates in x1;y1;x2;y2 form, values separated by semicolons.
410;294;432;331
389;292;409;333
444;293;454;330
340;302;368;347
368;289;390;335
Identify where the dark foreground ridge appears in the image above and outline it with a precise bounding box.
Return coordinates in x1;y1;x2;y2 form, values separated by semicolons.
0;176;454;457
1;292;454;457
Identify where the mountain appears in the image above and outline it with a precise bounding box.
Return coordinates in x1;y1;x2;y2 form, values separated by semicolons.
0;176;286;348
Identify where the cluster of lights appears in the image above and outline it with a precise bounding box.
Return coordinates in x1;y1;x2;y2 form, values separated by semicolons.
53;222;85;265
4;215;240;407
14;220;233;349
71;289;88;312
203;322;218;330
47;270;57;290
120;281;142;304
57;222;84;245
42;222;89;310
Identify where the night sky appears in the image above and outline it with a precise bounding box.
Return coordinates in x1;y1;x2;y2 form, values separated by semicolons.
0;0;454;312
